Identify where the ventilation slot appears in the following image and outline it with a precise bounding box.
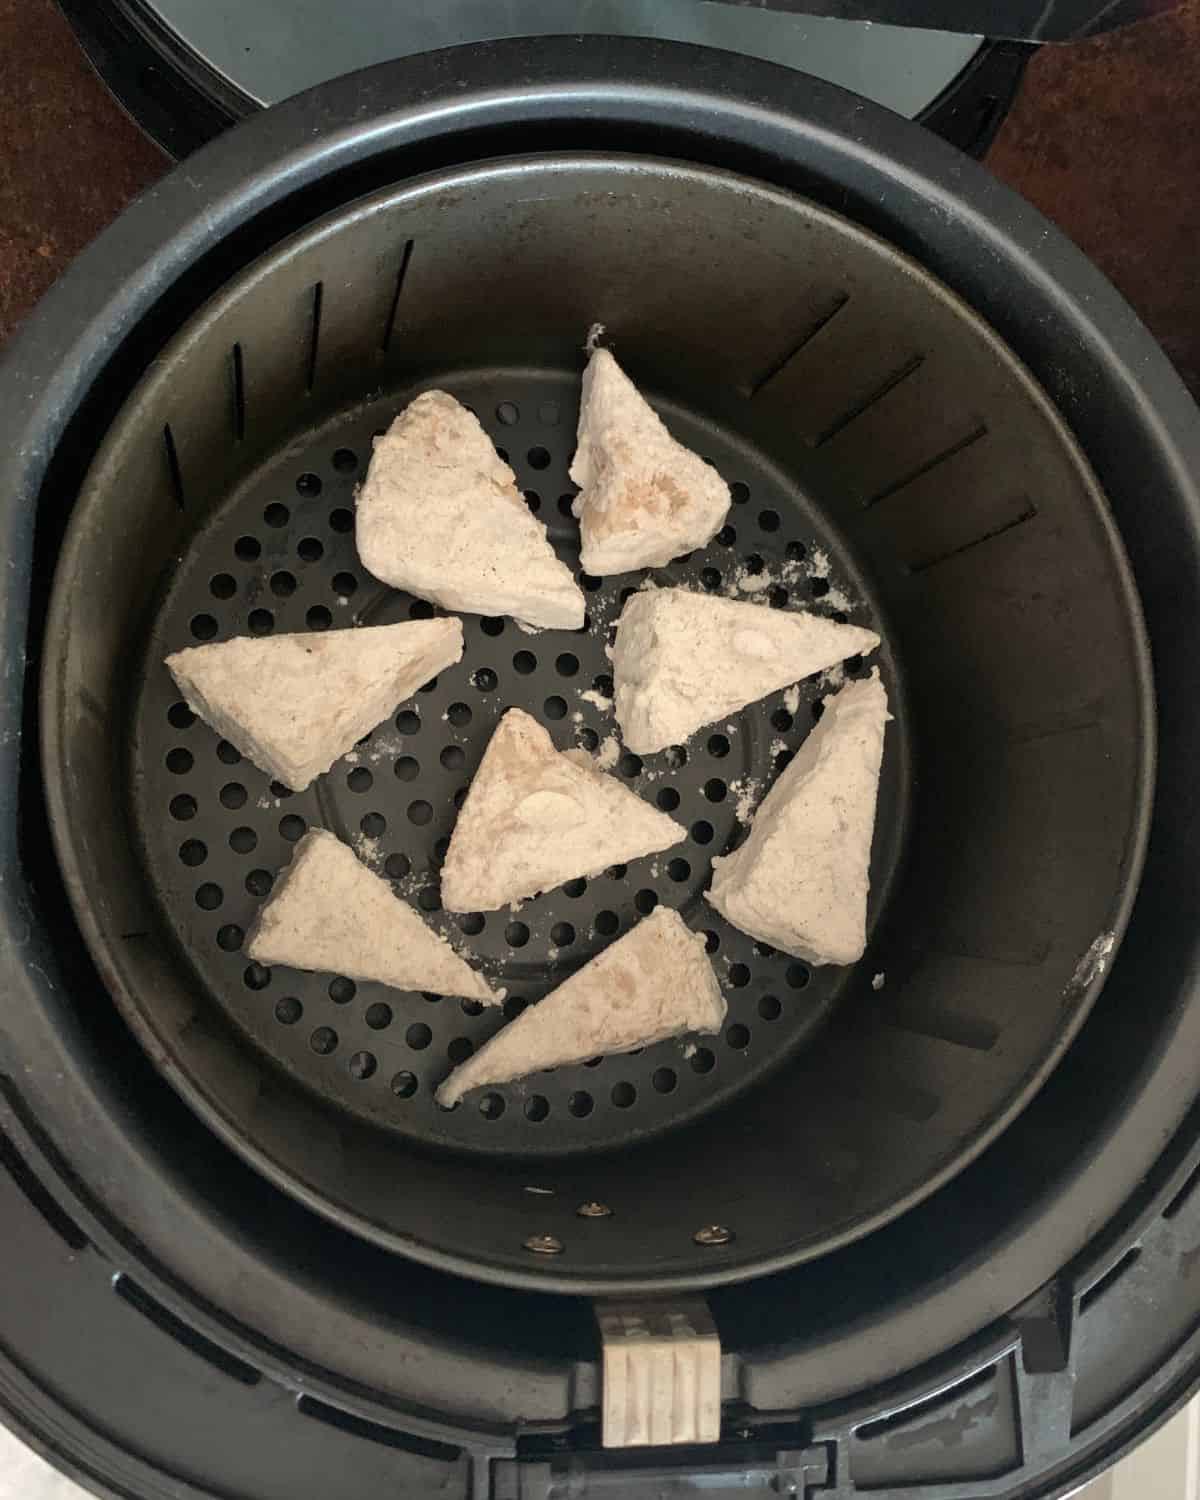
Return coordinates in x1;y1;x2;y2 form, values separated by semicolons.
0;1130;88;1251
231;342;246;440
382;239;415;353
1079;1246;1141;1314
1164;1160;1200;1221
163;423;185;509
813;354;924;448
113;1273;261;1386
296;1394;461;1462
306;283;324;393
856;1366;995;1442
864;423;988;509
749;292;849;398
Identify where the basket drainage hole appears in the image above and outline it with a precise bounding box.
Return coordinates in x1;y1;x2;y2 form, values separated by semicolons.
264;503;289;528
758;995;782;1020
165;747;193;774
391;1072;418;1098
618;752;642;778
179;838;206;866
595;910;619;937
568;1091;593;1118
513;651;537;674
296;472;322;497
385;853;410;880
360;812;386;838
480;1093;505;1119
333;571;358;597
448;701;472;726
347;767;373;792
611;1082;636;1108
551;922;575;947
234;535;260;561
209;573;236;600
506;921;530;948
407;800;433;826
244;963;271;991
190;614;217;641
406;1023;432;1050
727;1024;750;1049
306;605;332;630
707;734;730;758
274;997;302;1025
668;859;690;883
787;964;811;989
246;869;273;897
564;878;587;898
365;1002;393;1030
634;890;657;916
331;447;358;473
525;1095;550;1122
440;745;465;771
704;778;727;803
656;788;680;812
544;696;568;720
458;912;485;935
248;609;274;635
701;567;721;591
195;883;222;910
280;814;306;841
310;1027;337;1055
216;924;243;951
167;701;195;729
395;755;420;781
447;1037;474;1064
329;977;356;1004
396;709;421;734
729;964;751;988
329;507;353;532
348;1051;376;1080
731;482;750;504
689;1047;715;1074
473;668;497;693
691;821;714;846
528;447;551;470
496;401;520;425
556;653;579;677
652;1067;677;1094
481;616;505;637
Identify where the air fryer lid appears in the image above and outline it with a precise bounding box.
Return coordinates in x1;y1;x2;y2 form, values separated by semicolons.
41;140;1149;1292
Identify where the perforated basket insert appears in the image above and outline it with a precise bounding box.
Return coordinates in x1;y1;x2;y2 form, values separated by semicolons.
42;155;1149;1291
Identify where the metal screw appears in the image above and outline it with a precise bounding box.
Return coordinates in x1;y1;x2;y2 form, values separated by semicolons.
577;1201;613;1218
693;1224;735;1247
524;1234;564;1255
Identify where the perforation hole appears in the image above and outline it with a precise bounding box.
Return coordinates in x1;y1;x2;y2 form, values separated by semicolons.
618;752;642;778
758;995;782;1020
569;1091;594;1118
544;696;568;720
703;930;720;954
329;977;356;1005
166;747;193;774
717;525;737;547
309;1027;337;1055
479;1093;505;1119
234;535;260;561
731;481;750;504
564;878;587;898
209;573;236;600
667;859;691;883
167;701;195;729
689;1047;715;1074
457;912;485;936
179;838;206;866
704;778;728;803
657;788;680;812
611;1082;636;1108
391;1072;418;1098
701;567;721;591
528;447;551;470
347;767;372;793
332;571;358;597
216;924;243;951
406;1023;432;1051
385;853;410;880
580;572;602;592
219;782;246;809
246;869;273;898
727;1024;750;1049
274;997;302;1025
634;890;657;916
551;922;576;947
525;1095;550;1122
396;709;420;734
480;616;505;637
707;734;730;758
190;613;217;640
447;1037;474;1065
332;447;358;473
360;812;386;838
195;883;222;910
503;996;528;1021
264;502;289;528
556;652;579;677
306;605;332;630
329;507;353;531
652;1067;677;1094
691;820;714;846
506;921;530;948
279;814;306;841
595;910;619;936
525;491;542;512
496;401;520;425
244;963;271;991
395;755;420;782
365;1003;393;1031
473;668;497;693
270;570;296;597
407;800;432;826
787;964;811;989
811;577;830;598
729;964;751;988
296;473;322;497
513;651;537;675
418;887;441;913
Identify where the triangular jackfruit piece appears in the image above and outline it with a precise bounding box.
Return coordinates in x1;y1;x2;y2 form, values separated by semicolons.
166;617;462;791
246;829;500;1002
435;908;724;1106
357;391;586;629
613;587;880;753
707;671;890;966
440;708;684;912
568;347;730;574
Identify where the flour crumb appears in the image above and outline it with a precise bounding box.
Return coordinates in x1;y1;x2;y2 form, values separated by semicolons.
353;833;384;868
770;738;788;759
734;567;770;593
579;688;613;711
783;685;801;715
595;735;620;771
730;776;763;824
872;971;886;992
516;620;543;636
1069;931;1116;992
819;663;846;692
256;795;281;810
682;1041;697;1060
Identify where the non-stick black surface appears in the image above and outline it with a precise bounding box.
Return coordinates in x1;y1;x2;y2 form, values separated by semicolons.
134;370;902;1154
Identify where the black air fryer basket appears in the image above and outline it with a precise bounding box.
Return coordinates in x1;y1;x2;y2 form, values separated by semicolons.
2;35;1200;1500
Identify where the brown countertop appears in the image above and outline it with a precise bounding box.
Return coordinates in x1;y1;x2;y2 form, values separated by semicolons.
1;0;1198;398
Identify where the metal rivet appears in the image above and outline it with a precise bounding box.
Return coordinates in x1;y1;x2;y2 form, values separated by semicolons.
577;1201;612;1218
693;1224;735;1247
524;1234;564;1255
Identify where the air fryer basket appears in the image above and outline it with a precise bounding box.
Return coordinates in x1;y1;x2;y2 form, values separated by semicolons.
39;151;1150;1292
